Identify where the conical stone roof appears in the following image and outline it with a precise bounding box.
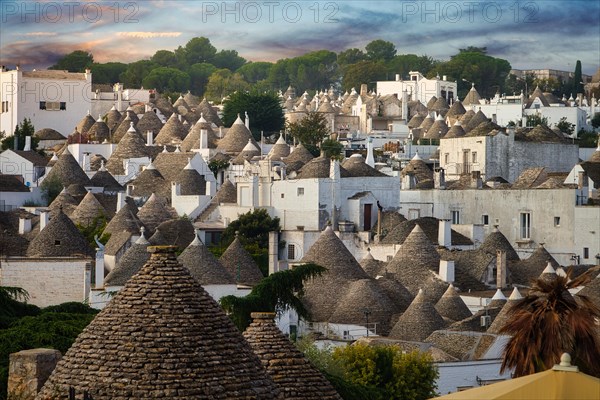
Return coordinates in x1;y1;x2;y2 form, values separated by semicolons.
76;113;96;134
87;116;110;143
375;275;414;313
102;201;142;237
464;110;489;133
216;115;258;154
48;189;78;217
154;113;187;145
104;107;122;132
330;278;398;335
479;227;519;261
444;121;466;139
386;224;441;294
89;163;123;192
104;231;150;287
112;116;137;143
434;284;472;322
407;113;425;128
418;114;434;132
44;148;90;187
177;161;207;195
181;115;219;151
136;193;178;234
27;208;93;258
70;191;108;227
195;98;223;126
136;110;164;136
219;237;264;286
127;163;170;199
300;226;369;321
463;85;482;106
105;123;150;175
283;143;314;168
446;100;466;118
426;96;438;109
487;287;522;334
359;250;385;278
388;289;446;341
38;246;280;399
178;235;234;285
267;134;290;161
488;288;508;308
424;115;449;139
243;312;342;400
459;109;476;126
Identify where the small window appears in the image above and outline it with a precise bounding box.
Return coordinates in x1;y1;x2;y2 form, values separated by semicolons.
287;244;296;260
387;255;393;262
54;240;61;245
482;215;489;225
444;153;449;164
554;217;560;227
60;102;66;110
583;248;589;259
280;193;284;198
472;152;478;164
40;101;46;110
451;210;460;224
297;187;304;196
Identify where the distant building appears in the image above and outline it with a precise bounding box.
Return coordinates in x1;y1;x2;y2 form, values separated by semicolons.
0;67;92;137
510;68;592;83
377;71;458;104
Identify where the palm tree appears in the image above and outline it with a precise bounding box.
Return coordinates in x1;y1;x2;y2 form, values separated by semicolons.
500;267;600;378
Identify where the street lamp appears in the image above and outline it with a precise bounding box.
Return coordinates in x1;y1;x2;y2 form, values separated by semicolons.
363;309;371;337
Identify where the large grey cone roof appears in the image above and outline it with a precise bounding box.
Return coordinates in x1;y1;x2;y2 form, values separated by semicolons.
216;115;258;154
38;246;280;399
103;234;150;286
300;227;369;321
105;126;150;175
388;289;446;342
434;285;472;322
76;113;96;134
27;208;93;258
136;110;164;135
375;275;414;313
243;312;342;400
48;190;78;217
479;228;519;261
330;278;398;335
70;191;108;227
44;148;90;187
136;194;178;234
487;288;522;334
154;113;187;145
102;201;142;237
220;237;264;286
386;224;441;294
178;236;235;285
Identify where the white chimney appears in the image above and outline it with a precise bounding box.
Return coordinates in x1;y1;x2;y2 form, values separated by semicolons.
401;89;408;120
395;74;400;81
268;231;279;275
39;210;49;231
244;111;250;130
439;260;455;283
146;131;153;146
116;192;126;212
95;247;105;289
199;129;208;149
82;153;90;172
23;136;32;151
402;172;416;190
18;217;32;234
438;219;451;247
434;168;446;189
365;137;375;167
443;75;447;81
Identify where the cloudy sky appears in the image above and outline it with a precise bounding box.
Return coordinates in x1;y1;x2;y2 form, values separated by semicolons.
1;0;598;74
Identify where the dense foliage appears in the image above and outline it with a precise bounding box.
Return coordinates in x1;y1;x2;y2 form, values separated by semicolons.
220;209;281;250
0;289;98;400
297;338;438;400
222;91;285;141
39;175;64;205
286;112;331;156
220;263;325;331
1;118;38;151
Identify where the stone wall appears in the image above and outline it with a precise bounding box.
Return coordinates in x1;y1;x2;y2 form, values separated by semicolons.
0;258;91;307
8;349;61;400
